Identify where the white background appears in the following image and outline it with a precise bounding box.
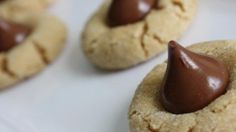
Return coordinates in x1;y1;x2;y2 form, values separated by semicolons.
0;0;236;131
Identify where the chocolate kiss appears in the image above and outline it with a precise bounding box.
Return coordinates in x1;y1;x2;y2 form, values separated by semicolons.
0;19;31;52
108;0;156;27
160;41;229;114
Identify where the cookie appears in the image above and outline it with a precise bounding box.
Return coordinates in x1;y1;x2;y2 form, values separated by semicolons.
0;12;67;89
0;0;53;17
129;40;236;132
82;0;198;70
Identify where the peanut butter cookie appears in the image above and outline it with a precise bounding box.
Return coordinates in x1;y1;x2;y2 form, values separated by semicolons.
82;0;198;70
129;40;236;132
0;12;67;89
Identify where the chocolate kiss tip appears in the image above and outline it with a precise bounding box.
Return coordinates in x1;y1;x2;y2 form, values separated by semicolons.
168;41;182;49
168;40;178;46
167;41;184;55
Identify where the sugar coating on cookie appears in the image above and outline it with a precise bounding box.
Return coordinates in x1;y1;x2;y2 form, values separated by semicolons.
129;40;236;132
82;0;198;70
0;13;67;89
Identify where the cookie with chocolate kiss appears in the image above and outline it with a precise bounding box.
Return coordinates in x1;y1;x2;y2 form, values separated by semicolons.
129;40;236;132
0;12;67;89
82;0;198;70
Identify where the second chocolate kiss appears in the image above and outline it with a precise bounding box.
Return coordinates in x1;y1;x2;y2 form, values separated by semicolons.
108;0;156;27
0;19;31;52
160;41;229;114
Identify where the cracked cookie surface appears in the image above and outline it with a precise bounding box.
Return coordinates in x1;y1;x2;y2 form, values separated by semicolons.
82;0;198;70
0;0;54;17
0;12;67;89
129;40;236;132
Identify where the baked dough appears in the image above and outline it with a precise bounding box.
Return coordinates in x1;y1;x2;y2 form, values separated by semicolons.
0;12;67;89
0;0;53;17
129;40;236;132
82;0;198;70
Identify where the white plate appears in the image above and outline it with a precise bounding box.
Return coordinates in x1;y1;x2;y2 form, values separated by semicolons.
0;0;236;132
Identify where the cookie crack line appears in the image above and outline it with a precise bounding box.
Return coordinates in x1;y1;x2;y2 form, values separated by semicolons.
141;22;149;58
188;127;194;132
143;115;164;132
2;57;17;78
32;41;49;64
86;39;97;54
172;0;186;12
143;118;156;132
129;110;138;118
174;12;190;21
130;111;160;132
153;35;165;44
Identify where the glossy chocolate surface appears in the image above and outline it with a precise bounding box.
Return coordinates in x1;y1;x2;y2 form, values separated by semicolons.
0;19;31;52
160;41;229;114
108;0;156;26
